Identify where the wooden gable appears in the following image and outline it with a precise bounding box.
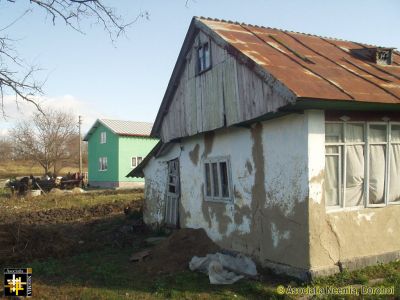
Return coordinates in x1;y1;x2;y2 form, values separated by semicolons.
156;20;296;143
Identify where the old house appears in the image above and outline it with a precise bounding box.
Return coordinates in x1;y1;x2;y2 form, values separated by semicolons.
84;119;158;188
128;17;400;279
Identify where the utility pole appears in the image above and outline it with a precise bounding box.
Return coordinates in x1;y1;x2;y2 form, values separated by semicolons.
78;115;83;175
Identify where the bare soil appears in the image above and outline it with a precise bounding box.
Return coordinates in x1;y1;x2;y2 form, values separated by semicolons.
0;199;146;265
137;228;221;275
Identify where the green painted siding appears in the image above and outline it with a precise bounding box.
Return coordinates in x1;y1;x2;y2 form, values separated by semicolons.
87;122;158;185
118;136;158;182
88;124;119;183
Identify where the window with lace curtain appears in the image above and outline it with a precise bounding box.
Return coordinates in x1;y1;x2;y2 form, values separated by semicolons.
325;122;400;209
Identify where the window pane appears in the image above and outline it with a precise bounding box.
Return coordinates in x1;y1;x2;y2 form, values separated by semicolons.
325;123;343;143
204;43;210;69
137;157;143;164
369;125;387;142
205;163;211;197
345;145;364;206
198;47;203;72
389;144;400;202
325;154;339;206
346;124;364;143
369;145;386;204
326;145;339;154
132;157;137;167
169;185;176;193
391;125;400;143
220;162;229;198
212;162;219;197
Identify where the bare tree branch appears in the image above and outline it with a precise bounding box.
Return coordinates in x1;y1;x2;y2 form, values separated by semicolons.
0;0;146;117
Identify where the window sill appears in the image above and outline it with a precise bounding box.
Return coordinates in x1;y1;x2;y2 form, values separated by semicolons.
325;203;400;212
196;66;212;76
204;197;232;204
326;205;364;213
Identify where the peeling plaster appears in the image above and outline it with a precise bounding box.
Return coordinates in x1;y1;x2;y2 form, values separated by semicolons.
356;212;375;225
271;222;291;248
189;144;200;166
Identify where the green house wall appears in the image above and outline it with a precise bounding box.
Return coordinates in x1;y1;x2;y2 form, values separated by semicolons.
87;123;158;186
118;136;158;183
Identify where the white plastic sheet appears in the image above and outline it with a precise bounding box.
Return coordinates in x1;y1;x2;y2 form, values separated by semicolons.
189;252;257;285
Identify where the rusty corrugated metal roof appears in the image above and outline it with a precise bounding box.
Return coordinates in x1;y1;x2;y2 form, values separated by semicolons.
198;17;400;104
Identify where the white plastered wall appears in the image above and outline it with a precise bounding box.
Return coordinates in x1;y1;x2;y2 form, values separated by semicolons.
143;112;312;270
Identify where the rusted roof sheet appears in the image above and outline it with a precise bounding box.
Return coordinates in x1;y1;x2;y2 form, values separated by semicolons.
198;17;400;104
83;119;153;141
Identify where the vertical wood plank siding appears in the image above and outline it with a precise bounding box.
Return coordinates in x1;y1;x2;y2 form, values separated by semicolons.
160;31;293;142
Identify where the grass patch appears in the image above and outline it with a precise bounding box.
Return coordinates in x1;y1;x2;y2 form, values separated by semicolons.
9;247;285;300
0;161;85;179
0;188;141;218
0;187;399;299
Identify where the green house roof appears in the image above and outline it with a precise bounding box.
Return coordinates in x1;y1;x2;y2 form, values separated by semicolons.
83;119;153;141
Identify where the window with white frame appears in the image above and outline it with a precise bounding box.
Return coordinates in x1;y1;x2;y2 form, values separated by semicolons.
100;131;107;144
204;157;232;202
131;156;143;168
131;157;137;168
324;121;400;209
197;42;211;74
99;157;108;171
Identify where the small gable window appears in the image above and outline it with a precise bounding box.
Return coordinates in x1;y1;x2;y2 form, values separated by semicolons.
197;42;211;74
131;156;143;168
100;131;107;144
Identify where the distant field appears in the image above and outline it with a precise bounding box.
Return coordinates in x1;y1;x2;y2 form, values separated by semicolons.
0;161;87;179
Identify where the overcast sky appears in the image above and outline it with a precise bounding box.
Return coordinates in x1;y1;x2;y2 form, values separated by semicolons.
0;0;399;136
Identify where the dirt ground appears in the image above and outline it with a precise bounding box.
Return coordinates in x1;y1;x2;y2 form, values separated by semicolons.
0;192;223;280
0;198;145;265
137;228;221;276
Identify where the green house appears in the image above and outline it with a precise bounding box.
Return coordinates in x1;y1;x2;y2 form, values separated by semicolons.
83;119;158;188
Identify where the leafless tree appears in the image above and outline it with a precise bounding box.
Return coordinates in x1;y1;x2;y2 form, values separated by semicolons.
0;137;14;161
0;0;148;116
11;109;78;175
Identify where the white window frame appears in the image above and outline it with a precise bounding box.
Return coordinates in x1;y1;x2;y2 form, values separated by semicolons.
99;156;108;171
203;156;233;203
388;122;400;205
325;120;400;212
131;157;137;168
100;131;107;144
131;156;143;168
366;122;388;208
325;121;365;211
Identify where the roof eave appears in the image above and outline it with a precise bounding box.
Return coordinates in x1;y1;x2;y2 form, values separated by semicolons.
126;141;163;178
295;97;400;111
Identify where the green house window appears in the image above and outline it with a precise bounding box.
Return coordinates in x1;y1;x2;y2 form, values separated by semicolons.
131;156;143;168
99;157;108;171
100;132;107;144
